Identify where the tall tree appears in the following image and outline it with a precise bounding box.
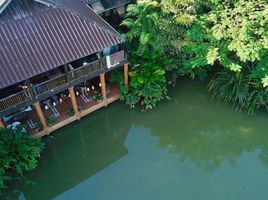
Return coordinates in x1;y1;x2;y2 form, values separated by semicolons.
186;0;268;113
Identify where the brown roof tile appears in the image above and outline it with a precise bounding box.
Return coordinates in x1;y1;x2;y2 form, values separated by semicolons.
0;0;123;89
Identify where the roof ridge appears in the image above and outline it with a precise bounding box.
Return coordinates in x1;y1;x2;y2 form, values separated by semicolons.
0;0;12;14
0;2;52;25
85;5;122;39
48;0;123;43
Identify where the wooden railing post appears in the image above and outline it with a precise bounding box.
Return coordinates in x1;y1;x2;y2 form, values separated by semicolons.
99;73;108;106
0;118;5;129
68;87;80;119
34;102;48;130
26;79;36;99
124;63;129;86
100;58;105;70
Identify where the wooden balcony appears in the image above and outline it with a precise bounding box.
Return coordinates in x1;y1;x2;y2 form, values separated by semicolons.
34;74;68;96
0;90;31;111
0;50;127;116
68;60;101;82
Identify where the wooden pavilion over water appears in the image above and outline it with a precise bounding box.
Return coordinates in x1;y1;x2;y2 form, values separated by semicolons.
0;0;129;137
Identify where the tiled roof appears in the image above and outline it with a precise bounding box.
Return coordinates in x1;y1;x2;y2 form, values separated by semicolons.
0;0;123;89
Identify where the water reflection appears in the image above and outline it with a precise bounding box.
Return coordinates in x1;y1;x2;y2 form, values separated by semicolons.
3;79;268;200
56;124;268;200
132;79;268;172
3;107;132;200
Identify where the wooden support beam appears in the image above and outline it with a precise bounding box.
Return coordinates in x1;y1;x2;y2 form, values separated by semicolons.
34;102;48;130
68;87;80;118
99;73;108;106
0;118;5;129
124;63;129;86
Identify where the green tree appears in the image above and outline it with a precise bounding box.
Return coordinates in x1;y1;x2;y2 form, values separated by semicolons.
122;0;162;54
122;0;268;113
0;127;45;189
120;0;204;109
186;0;268;113
111;53;167;110
122;0;202;55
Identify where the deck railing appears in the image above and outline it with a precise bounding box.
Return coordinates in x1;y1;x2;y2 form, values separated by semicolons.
0;90;31;112
34;74;68;96
68;60;102;82
0;50;126;114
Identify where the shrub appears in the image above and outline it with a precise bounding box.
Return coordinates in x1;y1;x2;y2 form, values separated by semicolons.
67;108;75;116
111;53;168;110
243;89;268;115
0;127;44;189
77;104;84;111
208;70;249;110
45;116;55;126
94;94;103;102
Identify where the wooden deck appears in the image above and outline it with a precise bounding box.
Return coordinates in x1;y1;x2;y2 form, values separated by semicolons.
4;83;121;137
36;83;120;137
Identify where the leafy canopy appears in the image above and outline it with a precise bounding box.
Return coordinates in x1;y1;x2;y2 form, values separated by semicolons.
0;127;44;189
186;0;268;76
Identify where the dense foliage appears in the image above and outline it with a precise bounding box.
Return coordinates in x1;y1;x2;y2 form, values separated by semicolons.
118;0;202;110
111;53;168;110
119;0;268;114
186;0;268;114
0;127;44;189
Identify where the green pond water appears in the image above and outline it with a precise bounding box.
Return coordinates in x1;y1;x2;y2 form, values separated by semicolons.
5;79;268;200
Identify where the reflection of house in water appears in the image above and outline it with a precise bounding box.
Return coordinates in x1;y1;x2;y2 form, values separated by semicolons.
21;110;131;200
0;0;129;137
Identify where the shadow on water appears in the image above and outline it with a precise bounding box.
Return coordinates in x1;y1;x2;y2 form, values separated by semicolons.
3;79;268;200
3;105;133;200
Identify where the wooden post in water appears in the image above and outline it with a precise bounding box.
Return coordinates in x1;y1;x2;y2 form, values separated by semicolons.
124;63;129;86
34;102;48;130
68;87;80;119
99;73;108;106
0;118;5;129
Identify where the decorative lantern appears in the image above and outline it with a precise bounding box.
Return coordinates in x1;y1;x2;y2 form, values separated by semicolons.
59;98;63;103
99;83;101;87
53;102;56;106
86;87;90;92
45;105;49;110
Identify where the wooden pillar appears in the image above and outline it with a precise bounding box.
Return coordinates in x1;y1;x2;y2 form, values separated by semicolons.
124;63;129;86
0;118;5;129
68;87;80;118
34;102;48;130
99;73;108;105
